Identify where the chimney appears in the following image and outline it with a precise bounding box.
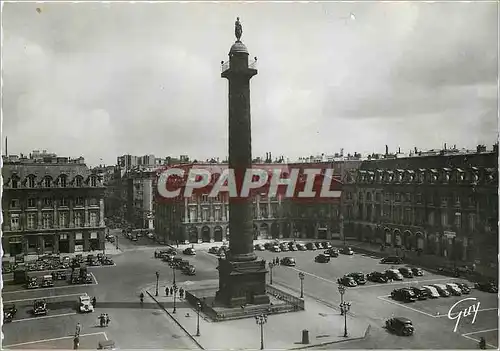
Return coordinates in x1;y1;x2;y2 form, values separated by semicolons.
444;143;447;150
269;152;272;162
385;145;388;155
414;147;417;153
398;147;401;153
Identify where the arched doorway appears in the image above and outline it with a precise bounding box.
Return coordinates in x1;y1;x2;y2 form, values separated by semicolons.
416;232;425;251
214;226;223;242
318;223;327;240
189;227;198;243
201;226;211;243
306;223;315;239
384;228;391;246
403;230;412;250
259;223;269;239
271;223;280;239
394;229;402;247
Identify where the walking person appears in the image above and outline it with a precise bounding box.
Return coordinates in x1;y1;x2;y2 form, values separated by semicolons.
92;296;97;308
170;287;174;295
179;287;184;298
479;337;486;349
165;287;169;297
75;322;81;337
73;336;79;350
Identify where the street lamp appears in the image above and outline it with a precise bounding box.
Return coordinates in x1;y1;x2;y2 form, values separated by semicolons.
268;262;274;285
172;264;176;286
155;271;160;297
338;284;351;337
196;301;202;336
115;235;119;250
299;272;305;298
255;314;268;350
173;284;178;314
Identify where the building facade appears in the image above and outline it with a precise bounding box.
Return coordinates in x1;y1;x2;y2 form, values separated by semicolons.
342;145;498;277
2;153;106;256
124;167;157;229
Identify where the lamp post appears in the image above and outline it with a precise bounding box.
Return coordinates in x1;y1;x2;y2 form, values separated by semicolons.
172;263;176;285
155;271;159;297
268;262;274;285
338;284;351;337
173;284;178;314
255;314;268;350
196;301;202;336
299;272;305;298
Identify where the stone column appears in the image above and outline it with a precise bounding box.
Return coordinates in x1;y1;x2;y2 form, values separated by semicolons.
37;199;43;228
99;198;105;227
84;198;89;228
184;198;189;222
314;223;319;239
197;201;202;222
267;198;272;219
256;196;261;219
69;198;74;228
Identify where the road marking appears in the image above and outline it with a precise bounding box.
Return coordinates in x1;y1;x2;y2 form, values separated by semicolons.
461;333;498;348
377;295;437;318
91;272;99;285
5;293;84;303
435;307;498;317
463;328;499;336
4;332;107;347
10;312;77;323
3;281;98;295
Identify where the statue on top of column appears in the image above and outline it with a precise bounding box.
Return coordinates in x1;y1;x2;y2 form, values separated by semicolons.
235;17;243;41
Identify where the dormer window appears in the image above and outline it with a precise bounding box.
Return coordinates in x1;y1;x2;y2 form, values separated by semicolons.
11;177;19;189
75;176;83;187
27;176;36;188
90;176;97;187
442;168;451;183
60;175;67;188
43;177;52;188
456;169;465;182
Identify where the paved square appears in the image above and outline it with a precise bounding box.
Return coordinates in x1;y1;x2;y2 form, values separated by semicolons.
6;332;107;350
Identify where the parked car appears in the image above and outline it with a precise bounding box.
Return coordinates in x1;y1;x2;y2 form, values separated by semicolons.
314;242;324;249
314;254;330;263
445;283;463;296
264;242;279;250
182;265;196;276
367;271;388;283
324;248;339;258
456;282;471;294
83;273;93;284
33;300;48;316
155;250;170;258
102;257;114;266
280;257;296;267
296;243;307;251
437;266;460;277
391;288;417;302
409;267;424;276
337;276;357;287
385;269;404;281
422;285;440;298
474;281;498;293
322;242;332;249
408;287;428;300
305;242;317;251
78;295;94;313
340;247;354;255
430;284;451;297
52;271;67;280
288;243;298;251
183;248;196;256
398;267;414;278
41;275;54;287
279;243;290;252
3;304;17;323
385;317;414;336
381;256;403;264
27;277;39;289
209;246;220;254
346;272;367;285
253;244;265;251
270;245;281;252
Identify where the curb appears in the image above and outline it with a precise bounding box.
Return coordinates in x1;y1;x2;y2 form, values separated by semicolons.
289;324;371;350
146;290;205;350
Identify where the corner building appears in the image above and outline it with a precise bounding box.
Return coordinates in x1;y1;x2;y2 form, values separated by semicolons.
2;153;106;255
342;146;498;277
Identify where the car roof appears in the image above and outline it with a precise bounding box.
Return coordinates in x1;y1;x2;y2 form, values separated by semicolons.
394;317;412;324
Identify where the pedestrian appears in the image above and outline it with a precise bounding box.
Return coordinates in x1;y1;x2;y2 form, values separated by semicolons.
179;288;184;298
92;296;97;308
73;336;79;350
165;287;169;296
75;322;81;337
479;337;486;349
170;287;174;295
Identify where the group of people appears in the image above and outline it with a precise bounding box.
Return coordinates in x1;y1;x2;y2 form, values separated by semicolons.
271;257;282;266
165;286;185;298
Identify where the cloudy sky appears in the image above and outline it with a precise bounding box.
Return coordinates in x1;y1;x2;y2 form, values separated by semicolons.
2;2;498;166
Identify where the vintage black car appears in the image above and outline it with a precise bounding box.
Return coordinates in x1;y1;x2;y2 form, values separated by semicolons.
391;288;417;302
3;304;17;323
314;242;324;249
337;276;357;287
324;248;339;258
52;271;67;280
408;287;428;300
367;271;388;283
155;250;171;258
33;300;48;316
322;242;332;249
409;267;424;276
296;243;307;251
102;257;114;266
182;265;196;276
398;267;414;278
288;243;298;251
474;281;498;293
385;317;414;336
279;243;290;252
340;247;354;255
83;273;93;284
280;257;296;267
305;242;317;251
385;269;404;281
253;244;266;251
437;266;460;277
183;248;196;256
346;272;366;285
380;256;403;264
456;282;472;294
209;246;220;254
314;254;330;263
41;275;54;287
27;277;39;289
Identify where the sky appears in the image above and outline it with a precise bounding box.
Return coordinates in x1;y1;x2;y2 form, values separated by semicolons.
2;1;498;167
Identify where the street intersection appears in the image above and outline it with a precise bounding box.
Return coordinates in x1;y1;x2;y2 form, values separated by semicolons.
3;238;498;349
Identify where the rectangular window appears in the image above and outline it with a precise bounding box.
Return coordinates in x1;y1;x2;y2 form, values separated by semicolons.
60;233;68;240
90;212;97;227
202;208;208;221
59;213;67;227
10;199;19;208
10;214;20;230
60;176;67;188
75;233;83;240
28;177;36;188
74;212;83;227
27;198;36;208
395;193;401;202
42;213;52;229
43;197;52;207
27;213;37;229
89;198;98;206
75;197;84;206
90;232;98;239
12;179;18;188
59;198;68;207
